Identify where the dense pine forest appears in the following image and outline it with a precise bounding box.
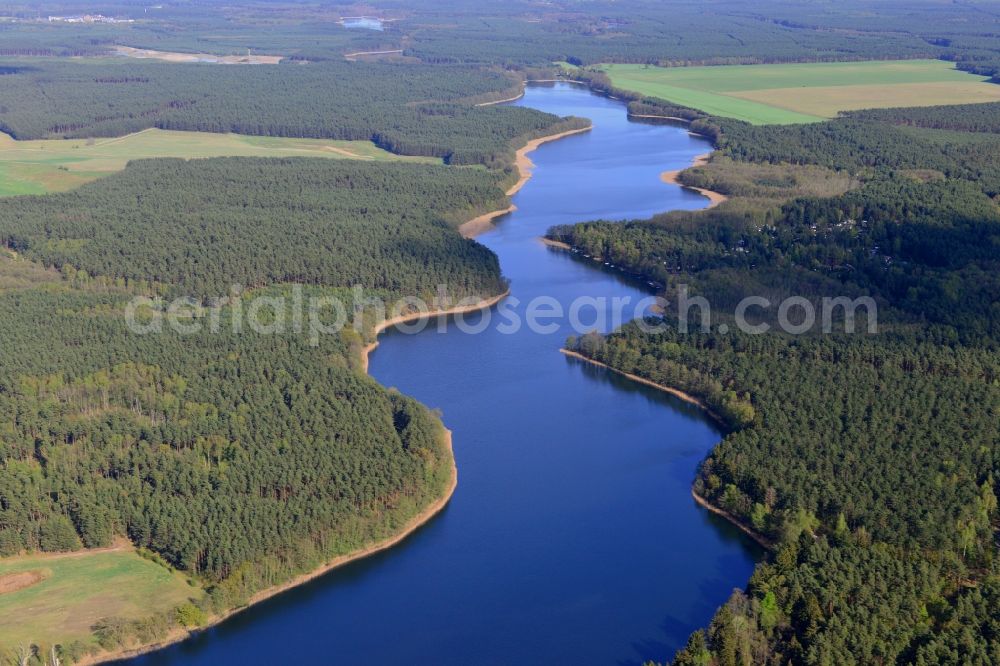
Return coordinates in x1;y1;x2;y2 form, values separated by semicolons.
0;158;509;298
845;102;1000;134
553;101;1000;663
0;0;999;663
0;59;587;165
2;0;999;75
0;156;512;658
0;0;1000;75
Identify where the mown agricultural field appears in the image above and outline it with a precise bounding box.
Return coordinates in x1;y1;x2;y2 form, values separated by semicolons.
600;59;1000;124
0;545;199;653
0;129;436;196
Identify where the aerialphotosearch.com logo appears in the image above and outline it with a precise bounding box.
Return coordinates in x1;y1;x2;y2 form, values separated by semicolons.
124;284;877;345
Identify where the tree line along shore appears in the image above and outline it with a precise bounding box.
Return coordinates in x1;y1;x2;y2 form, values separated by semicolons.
0;113;583;662
550;91;1000;665
1;1;999;661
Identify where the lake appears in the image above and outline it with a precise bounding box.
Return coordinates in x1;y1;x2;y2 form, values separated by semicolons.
342;17;384;31
122;82;760;666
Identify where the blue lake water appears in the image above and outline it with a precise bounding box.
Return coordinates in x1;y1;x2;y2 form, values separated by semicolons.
123;83;760;666
342;17;384;31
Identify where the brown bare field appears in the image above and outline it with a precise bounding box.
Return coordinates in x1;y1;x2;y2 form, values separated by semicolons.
0;252;63;290
0;570;46;595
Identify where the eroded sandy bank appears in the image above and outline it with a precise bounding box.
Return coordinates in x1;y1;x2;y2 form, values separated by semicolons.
360;291;510;373
660;152;727;208
459;125;592;238
79;295;510;666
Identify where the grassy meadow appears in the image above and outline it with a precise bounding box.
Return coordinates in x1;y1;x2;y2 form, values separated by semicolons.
0;546;200;651
0;129;438;196
600;59;1000;124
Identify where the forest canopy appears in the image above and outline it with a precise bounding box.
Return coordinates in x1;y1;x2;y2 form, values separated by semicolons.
553;100;1000;664
0;157;509;299
4;0;996;72
0;155;511;658
0;59;585;165
0;0;999;661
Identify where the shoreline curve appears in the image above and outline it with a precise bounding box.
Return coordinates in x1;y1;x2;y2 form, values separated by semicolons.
78;86;723;666
660;152;727;208
82;429;460;665
561;349;772;550
474;78;590;107
360;290;510;373
475;90;525;107
79;285;510;663
459;125;592;238
691;488;773;550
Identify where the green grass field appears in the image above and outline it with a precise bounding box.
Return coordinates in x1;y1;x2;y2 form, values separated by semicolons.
0;129;438;196
600;59;1000;125
0;546;200;650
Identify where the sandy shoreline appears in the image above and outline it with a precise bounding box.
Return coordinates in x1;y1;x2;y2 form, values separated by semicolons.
459;204;518;239
539;237;572;250
660;152;727;208
508;127;592;197
476;78;588;107
628;113;693;123
359;290;510;372
80;428;459;665
82;293;510;665
84;426;464;662
458;125;592;238
475;90;525;106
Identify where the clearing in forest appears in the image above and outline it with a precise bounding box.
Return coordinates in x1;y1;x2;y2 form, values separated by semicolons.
0;129;438;196
599;59;1000;125
114;45;284;65
0;545;200;650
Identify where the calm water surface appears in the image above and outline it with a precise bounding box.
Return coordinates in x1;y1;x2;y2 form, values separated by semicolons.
342;17;384;30
125;83;760;666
